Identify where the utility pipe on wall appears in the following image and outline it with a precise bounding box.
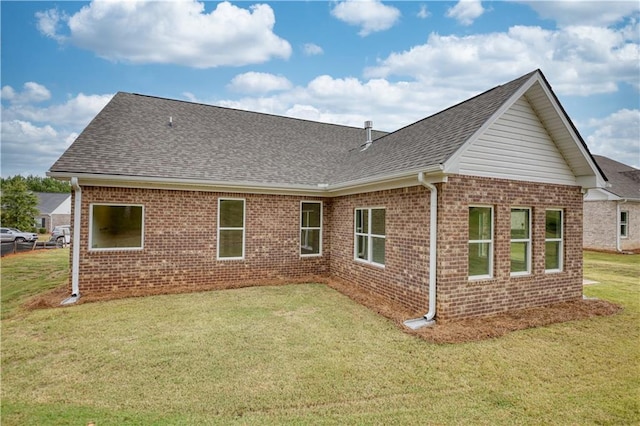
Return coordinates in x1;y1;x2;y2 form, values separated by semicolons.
404;172;438;329
62;177;82;304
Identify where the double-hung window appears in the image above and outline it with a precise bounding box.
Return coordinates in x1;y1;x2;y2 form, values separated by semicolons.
354;207;385;266
89;204;144;250
510;207;531;275
545;209;563;272
469;206;493;279
218;198;245;260
301;202;322;256
620;211;629;238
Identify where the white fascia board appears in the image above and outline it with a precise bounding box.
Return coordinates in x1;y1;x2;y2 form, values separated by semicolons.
47;172;329;197
47;166;448;198
534;79;607;190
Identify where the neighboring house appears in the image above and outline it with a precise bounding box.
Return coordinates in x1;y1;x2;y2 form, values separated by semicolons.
48;69;606;324
584;155;639;252
35;192;71;232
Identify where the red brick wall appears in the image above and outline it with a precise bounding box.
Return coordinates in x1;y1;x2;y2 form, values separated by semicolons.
435;175;584;321
70;176;584;321
72;187;329;295
328;186;431;315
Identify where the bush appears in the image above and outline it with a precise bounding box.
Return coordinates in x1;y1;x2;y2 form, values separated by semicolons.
38;228;47;234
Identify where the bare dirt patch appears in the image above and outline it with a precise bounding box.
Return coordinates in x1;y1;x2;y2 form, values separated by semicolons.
27;279;622;344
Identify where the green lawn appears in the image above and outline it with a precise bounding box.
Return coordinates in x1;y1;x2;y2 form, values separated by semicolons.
1;249;638;425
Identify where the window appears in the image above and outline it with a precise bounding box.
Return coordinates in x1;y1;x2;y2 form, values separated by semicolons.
301;202;322;256
218;198;245;259
545;209;563;272
469;206;493;279
354;208;385;266
90;204;144;250
620;210;629;238
510;208;531;275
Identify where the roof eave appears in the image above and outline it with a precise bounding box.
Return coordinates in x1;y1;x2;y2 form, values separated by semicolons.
47;165;448;197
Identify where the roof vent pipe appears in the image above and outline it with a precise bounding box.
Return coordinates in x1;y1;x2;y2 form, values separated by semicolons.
361;120;373;151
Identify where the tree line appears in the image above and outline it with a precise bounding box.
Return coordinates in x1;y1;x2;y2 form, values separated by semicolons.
1;175;70;232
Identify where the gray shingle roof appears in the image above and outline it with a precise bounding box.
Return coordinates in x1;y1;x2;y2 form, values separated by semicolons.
50;70;540;187
35;192;70;214
593;155;640;200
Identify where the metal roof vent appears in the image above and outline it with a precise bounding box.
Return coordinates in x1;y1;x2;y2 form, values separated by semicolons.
361;120;373;151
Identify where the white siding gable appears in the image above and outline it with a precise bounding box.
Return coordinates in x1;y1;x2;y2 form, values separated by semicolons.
456;96;577;185
51;196;71;215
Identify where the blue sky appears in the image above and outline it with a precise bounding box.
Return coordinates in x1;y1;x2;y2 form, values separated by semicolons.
1;0;639;177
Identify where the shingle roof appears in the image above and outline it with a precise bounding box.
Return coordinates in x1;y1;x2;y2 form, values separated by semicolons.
49;70;543;187
593;155;640;200
50;93;386;186
35;192;70;214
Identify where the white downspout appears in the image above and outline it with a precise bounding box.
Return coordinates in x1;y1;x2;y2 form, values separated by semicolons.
62;177;81;304
404;172;437;329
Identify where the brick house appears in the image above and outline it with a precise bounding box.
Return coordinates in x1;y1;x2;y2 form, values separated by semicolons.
583;155;639;252
48;69;606;326
35;192;71;232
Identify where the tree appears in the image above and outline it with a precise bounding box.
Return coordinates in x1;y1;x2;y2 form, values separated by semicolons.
0;175;70;193
1;178;39;231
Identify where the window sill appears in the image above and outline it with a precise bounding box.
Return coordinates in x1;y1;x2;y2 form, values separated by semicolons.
354;258;385;269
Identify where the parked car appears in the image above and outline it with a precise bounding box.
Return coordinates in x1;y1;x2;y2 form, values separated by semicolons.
1;227;39;243
50;225;71;245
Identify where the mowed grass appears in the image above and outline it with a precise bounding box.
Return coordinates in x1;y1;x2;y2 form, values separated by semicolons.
1;250;638;425
1;248;69;319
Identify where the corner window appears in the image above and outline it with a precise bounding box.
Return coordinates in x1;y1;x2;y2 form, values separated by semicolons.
90;204;144;250
510;208;531;275
545;209;563;272
354;208;385;266
301;202;322;256
620;210;628;238
218;198;245;259
469;206;493;279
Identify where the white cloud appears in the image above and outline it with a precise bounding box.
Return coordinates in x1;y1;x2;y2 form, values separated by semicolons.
1;84;113;177
446;0;485;26
417;5;431;19
331;0;401;36
1;82;51;105
35;8;67;42
364;23;640;96
227;72;293;94
585;109;640;168
36;0;292;68
521;0;640;27
303;43;324;56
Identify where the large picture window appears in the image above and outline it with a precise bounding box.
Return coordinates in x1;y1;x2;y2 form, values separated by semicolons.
469;206;493;279
545;209;563;272
354;207;385;266
301;202;322;256
510;207;531;275
90;204;144;250
218;198;245;259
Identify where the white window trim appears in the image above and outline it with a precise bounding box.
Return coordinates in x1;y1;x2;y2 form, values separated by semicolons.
354;207;386;268
510;207;532;277
217;198;245;260
468;205;494;280
620;210;629;238
300;201;322;257
88;203;145;252
545;208;563;273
